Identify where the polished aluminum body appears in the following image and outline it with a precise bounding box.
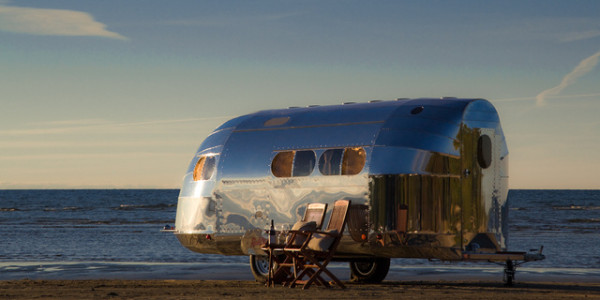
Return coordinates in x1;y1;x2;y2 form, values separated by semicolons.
175;98;509;260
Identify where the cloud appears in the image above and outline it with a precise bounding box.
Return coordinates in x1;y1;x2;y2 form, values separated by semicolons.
560;30;600;43
0;139;193;149
163;12;303;27
0;4;127;40
495;92;600;103
536;50;600;106
0;116;231;136
0;152;178;161
493;96;536;103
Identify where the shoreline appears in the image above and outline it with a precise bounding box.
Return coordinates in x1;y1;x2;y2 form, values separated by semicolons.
3;264;600;299
1;279;600;299
3;261;600;283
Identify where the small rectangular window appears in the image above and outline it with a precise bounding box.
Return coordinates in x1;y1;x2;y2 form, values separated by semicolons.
319;149;343;175
201;156;216;180
292;150;316;177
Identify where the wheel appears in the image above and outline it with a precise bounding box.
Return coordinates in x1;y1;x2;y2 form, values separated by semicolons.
349;257;390;283
249;255;270;282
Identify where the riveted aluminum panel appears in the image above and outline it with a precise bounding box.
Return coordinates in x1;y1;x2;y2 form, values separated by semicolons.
375;129;460;156
234;102;397;130
175;98;511;259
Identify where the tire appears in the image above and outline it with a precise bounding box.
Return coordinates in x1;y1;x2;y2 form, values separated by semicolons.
349;257;390;283
249;255;270;282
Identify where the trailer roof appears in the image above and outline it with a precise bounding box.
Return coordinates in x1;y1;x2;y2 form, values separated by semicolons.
217;98;480;132
191;98;505;178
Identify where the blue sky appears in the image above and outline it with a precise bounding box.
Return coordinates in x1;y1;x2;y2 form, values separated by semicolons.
1;0;599;189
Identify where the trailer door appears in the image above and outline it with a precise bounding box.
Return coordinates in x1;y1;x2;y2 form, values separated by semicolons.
460;127;501;250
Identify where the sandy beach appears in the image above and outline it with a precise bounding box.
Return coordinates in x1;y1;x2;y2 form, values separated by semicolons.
1;279;600;299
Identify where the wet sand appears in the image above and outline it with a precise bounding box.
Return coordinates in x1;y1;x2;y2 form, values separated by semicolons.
1;279;600;299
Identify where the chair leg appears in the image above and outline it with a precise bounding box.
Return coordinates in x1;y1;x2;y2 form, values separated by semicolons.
306;268;326;287
302;258;328;290
300;268;328;289
288;251;304;282
272;254;298;286
301;254;345;290
303;269;329;290
289;267;310;288
321;267;345;289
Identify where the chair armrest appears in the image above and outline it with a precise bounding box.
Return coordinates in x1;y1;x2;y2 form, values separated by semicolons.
282;229;317;249
287;229;313;235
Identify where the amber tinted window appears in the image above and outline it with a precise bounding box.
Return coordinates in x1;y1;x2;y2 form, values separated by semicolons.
193;156;216;181
319;149;343;175
341;147;366;175
272;151;294;177
193;157;205;181
477;135;492;169
293;150;316;176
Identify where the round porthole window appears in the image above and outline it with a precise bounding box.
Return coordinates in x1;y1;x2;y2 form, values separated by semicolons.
477;135;492;169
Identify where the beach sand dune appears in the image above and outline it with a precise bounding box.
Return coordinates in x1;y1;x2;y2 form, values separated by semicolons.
1;280;600;299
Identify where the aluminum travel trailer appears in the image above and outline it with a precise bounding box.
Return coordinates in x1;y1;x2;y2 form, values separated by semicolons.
172;98;543;284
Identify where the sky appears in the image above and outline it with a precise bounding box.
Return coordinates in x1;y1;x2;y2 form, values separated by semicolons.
1;0;599;189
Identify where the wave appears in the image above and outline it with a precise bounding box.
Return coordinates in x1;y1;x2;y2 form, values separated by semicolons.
32;219;175;226
0;208;19;212
509;225;532;232
2;204;174;212
1;207;90;212
567;218;600;224
113;203;176;211
43;206;89;212
552;205;600;211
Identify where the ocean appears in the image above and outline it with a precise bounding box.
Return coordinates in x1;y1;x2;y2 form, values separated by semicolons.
1;189;599;281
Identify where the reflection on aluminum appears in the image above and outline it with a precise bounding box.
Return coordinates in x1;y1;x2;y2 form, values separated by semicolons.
175;98;509;260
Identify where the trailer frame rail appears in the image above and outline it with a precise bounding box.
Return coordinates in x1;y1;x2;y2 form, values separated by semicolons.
462;246;545;286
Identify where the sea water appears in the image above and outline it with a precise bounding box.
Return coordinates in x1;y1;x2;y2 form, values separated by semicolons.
1;189;599;280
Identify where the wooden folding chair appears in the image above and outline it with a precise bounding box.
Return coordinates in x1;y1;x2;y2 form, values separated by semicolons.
286;199;351;289
302;203;328;230
266;202;328;286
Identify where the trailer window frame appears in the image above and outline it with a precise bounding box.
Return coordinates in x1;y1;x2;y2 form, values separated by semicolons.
271;150;316;177
193;155;217;181
273;148;364;177
341;147;366;175
292;150;316;177
318;149;343;175
477;135;492;169
271;151;295;177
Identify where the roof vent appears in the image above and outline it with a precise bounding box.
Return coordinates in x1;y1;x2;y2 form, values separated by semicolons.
411;106;425;115
396;98;409;101
307;105;320;107
288;106;301;109
368;100;383;103
342;102;356;105
264;117;290;127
